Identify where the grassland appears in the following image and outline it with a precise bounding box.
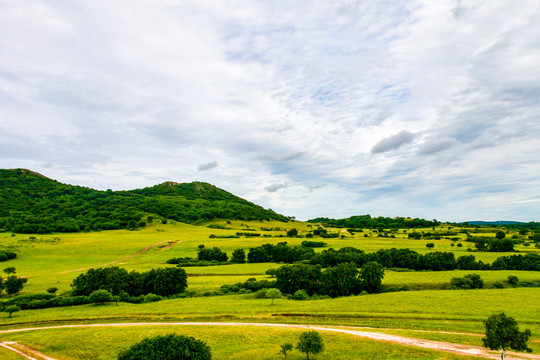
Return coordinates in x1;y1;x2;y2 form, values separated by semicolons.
0;220;538;359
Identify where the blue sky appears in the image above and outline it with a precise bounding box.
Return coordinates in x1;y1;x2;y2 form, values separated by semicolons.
1;1;540;222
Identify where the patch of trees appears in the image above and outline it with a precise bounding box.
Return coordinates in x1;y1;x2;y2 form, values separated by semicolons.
449;273;484;289
472;237;515;252
490;254;540;271
247;243;315;264
301;241;327;248
0;169;288;234
309;214;441;229
197;247;228;262
71;266;187;297
0;251;17;262
274;262;385;297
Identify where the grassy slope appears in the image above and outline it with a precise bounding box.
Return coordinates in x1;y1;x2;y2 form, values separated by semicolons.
0;221;538;359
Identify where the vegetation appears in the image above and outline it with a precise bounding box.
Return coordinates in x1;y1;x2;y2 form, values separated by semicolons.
0;169;287;233
117;333;211;360
482;313;531;360
296;331;324;360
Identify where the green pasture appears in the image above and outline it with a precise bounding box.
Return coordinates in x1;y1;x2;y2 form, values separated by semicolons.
1;288;538;336
0;324;488;360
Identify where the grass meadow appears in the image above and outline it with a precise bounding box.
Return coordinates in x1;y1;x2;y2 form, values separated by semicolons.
0;220;538;359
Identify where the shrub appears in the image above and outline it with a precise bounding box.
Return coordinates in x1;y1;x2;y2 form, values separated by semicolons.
89;289;113;304
117;334;211;360
491;282;504;289
507;275;519;285
293;289;309;300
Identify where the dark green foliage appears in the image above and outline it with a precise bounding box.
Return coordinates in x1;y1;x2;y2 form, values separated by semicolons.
219;278;276;294
4;305;20;317
296;331;324;360
117;333;211;360
360;262;385;293
4;275;27;295
46;287;58;294
488;239;515;252
482;313;531;359
197;247;228;262
450;274;484;289
426;242;434;249
0;169;287;234
310;215;439;229
89;289;113;304
275;264;322;296
280;342;293;359
321;262;362;297
456;255;486;270
507;275;519;285
293;289;310;300
490;254;540;271
0;251;16;263
286;228;298;237
301;241;327;248
230;249;246;263
495;230;506;239
71;267;187;297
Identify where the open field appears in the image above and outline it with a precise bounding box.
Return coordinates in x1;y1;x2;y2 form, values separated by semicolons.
0;220;538;359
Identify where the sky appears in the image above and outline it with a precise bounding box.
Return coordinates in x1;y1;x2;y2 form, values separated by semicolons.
1;1;540;222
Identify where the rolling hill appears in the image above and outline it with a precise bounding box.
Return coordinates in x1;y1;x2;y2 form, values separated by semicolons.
0;168;288;233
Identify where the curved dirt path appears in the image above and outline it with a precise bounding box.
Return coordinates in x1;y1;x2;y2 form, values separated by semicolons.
55;239;181;275
1;322;539;360
0;341;56;359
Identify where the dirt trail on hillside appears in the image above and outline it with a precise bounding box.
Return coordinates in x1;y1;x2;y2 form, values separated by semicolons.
0;341;56;360
1;322;539;360
55;239;181;275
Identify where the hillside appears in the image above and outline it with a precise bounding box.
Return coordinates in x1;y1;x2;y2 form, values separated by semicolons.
0;169;288;233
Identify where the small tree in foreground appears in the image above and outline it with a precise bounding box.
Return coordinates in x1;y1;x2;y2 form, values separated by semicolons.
117;334;211;360
266;288;282;305
482;312;531;360
296;330;324;360
280;342;293;359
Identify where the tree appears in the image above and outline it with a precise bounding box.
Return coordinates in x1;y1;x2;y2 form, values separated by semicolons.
296;330;324;360
3;267;16;275
280;342;293;360
495;230;506;239
117;334;211;360
426;242;435;249
360;262;385;293
266;288;282;305
4;275;27;295
46;287;58;294
320;262;361;297
231;249;246;263
287;228;298;237
89;289;113;304
4;305;20;318
482;313;531;360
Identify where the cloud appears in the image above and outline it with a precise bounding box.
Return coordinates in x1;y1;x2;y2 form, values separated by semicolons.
418;138;457;155
371;131;415;154
264;183;287;193
197;161;218;171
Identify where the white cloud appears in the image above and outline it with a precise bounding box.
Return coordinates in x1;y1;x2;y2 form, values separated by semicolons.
1;1;540;222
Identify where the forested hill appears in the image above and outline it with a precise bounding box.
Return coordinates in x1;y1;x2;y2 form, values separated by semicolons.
0;169;288;234
309;215;442;229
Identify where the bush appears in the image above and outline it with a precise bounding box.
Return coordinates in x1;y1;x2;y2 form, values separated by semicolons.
507;275;519;285
293;289;309;300
491;282;504;289
450;274;484;289
89;289;113;304
254;289;267;299
117;334;211;360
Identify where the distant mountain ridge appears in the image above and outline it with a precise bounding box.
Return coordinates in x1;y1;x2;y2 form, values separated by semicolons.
464;221;524;226
0;168;288;233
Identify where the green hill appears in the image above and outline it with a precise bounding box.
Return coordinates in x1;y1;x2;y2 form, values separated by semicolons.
0;169;288;233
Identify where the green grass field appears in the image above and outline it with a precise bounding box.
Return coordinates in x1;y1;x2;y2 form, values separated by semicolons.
0;221;538;359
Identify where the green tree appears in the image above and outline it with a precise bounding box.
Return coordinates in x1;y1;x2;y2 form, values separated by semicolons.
280;342;293;360
231;249;246;263
265;288;282;305
89;289;113;304
287;228;298;237
117;333;211;360
296;330;324;359
3;267;16;275
4;305;20;317
482;313;531;360
426;242;434;249
360;262;385;293
495;230;506;239
4;275;27;295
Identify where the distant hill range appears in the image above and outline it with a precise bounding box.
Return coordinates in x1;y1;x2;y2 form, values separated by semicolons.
0;168;288;233
463;221;524;226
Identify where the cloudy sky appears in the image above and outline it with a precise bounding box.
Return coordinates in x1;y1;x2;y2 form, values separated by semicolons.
1;1;540;222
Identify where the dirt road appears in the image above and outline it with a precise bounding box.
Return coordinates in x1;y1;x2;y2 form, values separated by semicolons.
1;322;538;360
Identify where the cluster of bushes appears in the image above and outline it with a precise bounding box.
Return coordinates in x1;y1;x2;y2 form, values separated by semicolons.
197;247;228;262
471;237;516;252
166;257;229;267
247;243;315;263
0;251;16;262
449;273;485;289
71;266;187;297
309;247;539;272
236;232;261;237
309;215;440;229
301;241;327;248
